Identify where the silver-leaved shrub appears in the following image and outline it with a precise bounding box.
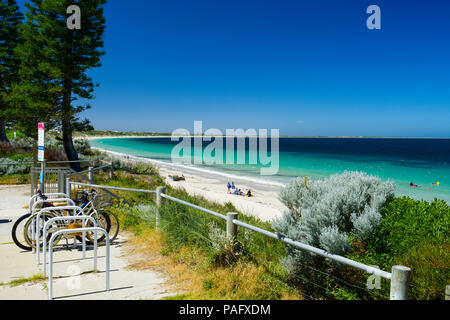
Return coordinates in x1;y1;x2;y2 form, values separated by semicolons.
272;171;395;268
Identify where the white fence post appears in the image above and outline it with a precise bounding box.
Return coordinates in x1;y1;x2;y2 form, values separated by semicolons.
226;212;238;243
446;285;450;300
389;265;411;300
109;164;114;179
88;167;94;183
66;177;71;198
156;187;166;230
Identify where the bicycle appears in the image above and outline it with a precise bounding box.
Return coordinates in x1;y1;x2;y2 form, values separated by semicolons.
12;189;119;251
73;189;120;244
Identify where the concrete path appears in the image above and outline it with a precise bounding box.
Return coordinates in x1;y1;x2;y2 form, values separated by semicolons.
0;185;30;237
0;184;177;300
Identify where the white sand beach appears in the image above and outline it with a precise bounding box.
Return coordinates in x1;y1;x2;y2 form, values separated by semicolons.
160;166;286;222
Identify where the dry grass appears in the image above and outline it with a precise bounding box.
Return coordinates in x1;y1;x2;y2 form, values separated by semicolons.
0;174;29;185
121;228;304;300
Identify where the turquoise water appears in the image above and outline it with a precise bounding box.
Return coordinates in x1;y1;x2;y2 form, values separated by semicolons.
90;137;450;203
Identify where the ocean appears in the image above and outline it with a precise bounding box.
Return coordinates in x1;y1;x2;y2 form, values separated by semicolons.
90;137;450;203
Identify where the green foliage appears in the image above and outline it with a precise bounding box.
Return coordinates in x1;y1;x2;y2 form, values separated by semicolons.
371;197;449;260
399;239;449;300
0;0;23;142
357;197;450;300
0;157;31;175
74;139;92;156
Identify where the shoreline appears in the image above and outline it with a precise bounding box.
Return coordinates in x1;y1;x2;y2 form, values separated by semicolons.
94;147;286;222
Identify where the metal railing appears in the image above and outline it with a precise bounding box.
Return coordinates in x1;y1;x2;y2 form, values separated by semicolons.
67;180;411;300
67;168;127;208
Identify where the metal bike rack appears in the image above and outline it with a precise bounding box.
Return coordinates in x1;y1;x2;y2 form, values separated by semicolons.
48;227;110;300
42;215;98;275
31;197;76;214
34;206;85;264
30;198;76;254
29;192;71;212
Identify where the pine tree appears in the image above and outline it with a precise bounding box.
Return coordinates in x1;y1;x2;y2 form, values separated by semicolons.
0;0;23;143
11;0;106;170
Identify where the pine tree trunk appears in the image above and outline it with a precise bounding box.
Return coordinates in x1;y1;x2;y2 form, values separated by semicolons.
0;118;9;143
61;76;80;171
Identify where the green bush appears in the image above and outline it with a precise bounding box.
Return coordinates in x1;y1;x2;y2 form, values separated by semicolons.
0;158;31;175
398;239;449;300
356;197;450;300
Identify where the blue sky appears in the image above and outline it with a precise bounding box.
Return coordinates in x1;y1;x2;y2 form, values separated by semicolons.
16;0;450;137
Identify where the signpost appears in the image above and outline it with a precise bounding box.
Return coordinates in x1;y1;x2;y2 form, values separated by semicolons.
38;123;45;193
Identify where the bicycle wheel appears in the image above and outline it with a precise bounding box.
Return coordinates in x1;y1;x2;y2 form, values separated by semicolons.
23;212;64;249
101;211;120;242
11;213;32;251
84;211;111;243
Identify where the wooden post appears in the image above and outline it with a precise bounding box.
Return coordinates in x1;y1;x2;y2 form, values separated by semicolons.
226;212;238;243
156;187;166;230
390;266;411;300
66;177;72;199
109;163;114;179
88;167;94;184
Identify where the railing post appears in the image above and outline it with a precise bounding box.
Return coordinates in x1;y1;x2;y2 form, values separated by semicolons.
66;177;72;198
57;170;65;193
88;167;94;183
226;212;238;243
446;285;450;300
156;187;166;230
390;265;411;300
109;163;114;179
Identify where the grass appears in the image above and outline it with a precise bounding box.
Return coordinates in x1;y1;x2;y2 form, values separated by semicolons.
0;274;47;287
0;173;30;184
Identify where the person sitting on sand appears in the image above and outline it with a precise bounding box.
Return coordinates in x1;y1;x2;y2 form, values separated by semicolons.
169;174;185;181
246;190;252;197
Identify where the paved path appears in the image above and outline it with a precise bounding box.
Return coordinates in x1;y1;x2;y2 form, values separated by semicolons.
0;184;30;237
0;184;177;300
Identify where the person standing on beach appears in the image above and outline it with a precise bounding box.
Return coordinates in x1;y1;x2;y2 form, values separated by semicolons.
231;182;235;190
227;182;231;192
